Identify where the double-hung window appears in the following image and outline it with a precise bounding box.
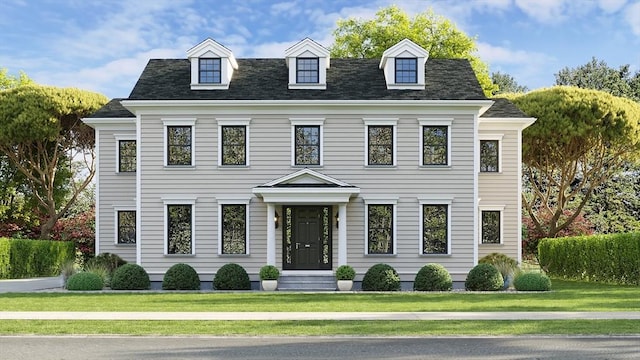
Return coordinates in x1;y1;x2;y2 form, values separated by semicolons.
296;58;319;83
419;119;452;167
365;198;397;255
164;119;196;167
420;198;452;255
395;58;417;83
117;139;136;172
199;58;221;84
480;136;502;172
218;119;250;166
364;119;397;166
291;118;324;166
480;208;503;244
218;198;251;255
116;210;136;244
163;197;196;255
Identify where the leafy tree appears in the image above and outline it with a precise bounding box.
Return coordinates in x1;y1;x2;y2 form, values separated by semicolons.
330;5;497;96
503;86;640;239
555;57;640;101
0;85;107;239
0;67;32;90
491;71;528;95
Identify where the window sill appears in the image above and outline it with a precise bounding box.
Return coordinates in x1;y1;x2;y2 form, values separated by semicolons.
365;254;397;257
364;165;396;169
420;165;451;169
116;171;136;175
164;254;196;257
292;164;323;168
218;254;250;257
480;243;503;246
420;253;451;257
115;243;136;247
164;165;196;170
218;165;250;169
479;171;502;175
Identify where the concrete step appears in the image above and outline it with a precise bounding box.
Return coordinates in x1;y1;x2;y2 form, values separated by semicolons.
277;275;337;291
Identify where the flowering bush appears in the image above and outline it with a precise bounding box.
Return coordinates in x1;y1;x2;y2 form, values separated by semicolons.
522;210;593;259
50;207;95;264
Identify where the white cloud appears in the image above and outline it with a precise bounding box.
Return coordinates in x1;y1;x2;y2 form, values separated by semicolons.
477;42;554;65
625;2;640;35
514;0;569;23
597;0;627;13
270;1;300;16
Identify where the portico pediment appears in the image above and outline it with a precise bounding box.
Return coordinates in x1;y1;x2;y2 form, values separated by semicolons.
252;169;360;203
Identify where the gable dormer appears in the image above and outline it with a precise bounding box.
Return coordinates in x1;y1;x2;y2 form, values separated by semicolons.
284;38;330;90
187;38;238;90
379;39;429;90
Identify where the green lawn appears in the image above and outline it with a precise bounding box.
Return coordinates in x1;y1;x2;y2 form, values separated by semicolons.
1;279;638;336
0;279;638;312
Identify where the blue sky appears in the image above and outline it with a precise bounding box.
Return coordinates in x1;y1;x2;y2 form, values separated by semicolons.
1;0;639;99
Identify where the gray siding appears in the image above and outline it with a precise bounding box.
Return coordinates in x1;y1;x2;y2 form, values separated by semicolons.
96;129;136;263
136;111;477;282
478;129;521;262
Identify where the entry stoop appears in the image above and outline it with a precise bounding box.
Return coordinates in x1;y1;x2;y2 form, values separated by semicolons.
277;274;337;291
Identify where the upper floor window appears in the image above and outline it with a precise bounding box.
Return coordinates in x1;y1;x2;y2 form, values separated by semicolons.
221;126;246;165
167;126;192;166
199;58;221;84
395;58;417;83
422;204;449;255
480;139;499;172
368;126;394;166
296;58;319;83
422;126;448;166
116;210;136;244
118;140;136;172
295;125;320;165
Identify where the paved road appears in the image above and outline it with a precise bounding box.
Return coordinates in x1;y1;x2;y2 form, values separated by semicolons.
2;336;639;360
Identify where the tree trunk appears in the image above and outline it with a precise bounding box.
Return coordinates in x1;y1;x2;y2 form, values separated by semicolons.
39;215;59;240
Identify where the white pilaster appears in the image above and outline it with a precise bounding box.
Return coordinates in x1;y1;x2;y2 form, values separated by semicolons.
267;203;276;265
338;203;347;266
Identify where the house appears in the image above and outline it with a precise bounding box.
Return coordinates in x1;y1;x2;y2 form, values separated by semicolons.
84;38;535;289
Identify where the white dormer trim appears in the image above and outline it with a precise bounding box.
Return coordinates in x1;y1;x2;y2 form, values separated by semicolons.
187;38;238;90
285;38;330;90
379;39;429;90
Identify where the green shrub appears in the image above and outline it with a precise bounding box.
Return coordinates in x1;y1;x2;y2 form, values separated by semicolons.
59;260;78;289
86;252;127;275
66;272;104;291
335;265;356;280
465;263;503;291
413;263;452;291
479;252;518;288
163;263;201;290
110;263;150;290
361;263;400;291
539;233;640;285
513;272;552;291
259;265;280;280
214;263;251;290
84;262;111;288
0;238;75;279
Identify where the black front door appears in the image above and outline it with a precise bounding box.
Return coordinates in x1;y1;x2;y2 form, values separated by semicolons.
283;206;332;270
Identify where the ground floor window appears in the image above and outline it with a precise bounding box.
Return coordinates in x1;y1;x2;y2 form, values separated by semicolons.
116;210;136;244
166;204;193;255
422;204;449;254
366;204;394;254
221;204;247;254
481;210;502;244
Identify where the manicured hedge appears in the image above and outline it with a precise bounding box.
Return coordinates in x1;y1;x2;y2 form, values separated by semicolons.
0;238;75;279
538;233;640;285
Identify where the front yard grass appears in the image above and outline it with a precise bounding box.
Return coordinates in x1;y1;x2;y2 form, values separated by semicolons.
0;279;638;336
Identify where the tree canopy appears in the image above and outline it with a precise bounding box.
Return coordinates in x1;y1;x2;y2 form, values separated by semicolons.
503;86;640;239
491;71;528;95
330;5;497;96
555;57;640;101
0;84;107;238
0;67;32;90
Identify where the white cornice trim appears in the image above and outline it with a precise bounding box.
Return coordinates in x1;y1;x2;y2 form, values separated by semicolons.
122;99;494;108
479;117;536;130
83;117;136;130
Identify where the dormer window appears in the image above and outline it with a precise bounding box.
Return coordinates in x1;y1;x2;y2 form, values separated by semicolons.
296;58;319;83
380;39;429;90
395;58;417;84
199;58;221;84
285;38;330;89
187;38;237;90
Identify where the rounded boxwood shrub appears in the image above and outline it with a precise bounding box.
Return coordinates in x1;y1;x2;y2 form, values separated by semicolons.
465;263;503;291
259;265;280;280
335;265;356;280
162;263;201;290
213;263;251;290
513;272;552;291
66;272;104;291
361;263;400;291
413;263;452;291
110;263;150;290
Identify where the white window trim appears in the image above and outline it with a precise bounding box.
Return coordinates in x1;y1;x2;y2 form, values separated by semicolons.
217;197;252;256
479;205;505;245
418;118;453;167
162;196;197;256
363;197;398;255
114;134;136;173
479;133;504;173
419;197;453;256
113;206;136;245
217;118;251;167
290;118;325;167
163;118;197;168
363;118;398;167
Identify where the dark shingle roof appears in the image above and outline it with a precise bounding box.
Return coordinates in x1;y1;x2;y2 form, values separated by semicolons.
481;98;529;118
127;58;487;101
88;98;134;118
